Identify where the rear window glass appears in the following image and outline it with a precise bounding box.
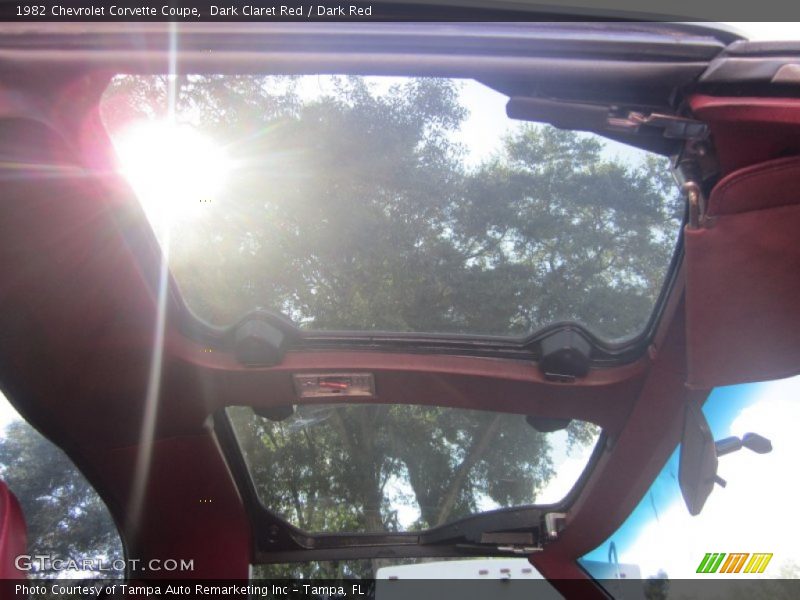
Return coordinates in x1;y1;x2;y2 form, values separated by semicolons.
101;75;682;342
227;404;600;534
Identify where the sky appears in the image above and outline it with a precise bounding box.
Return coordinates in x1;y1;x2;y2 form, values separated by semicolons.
582;375;800;579
722;22;800;41
296;22;800;169
108;21;800;242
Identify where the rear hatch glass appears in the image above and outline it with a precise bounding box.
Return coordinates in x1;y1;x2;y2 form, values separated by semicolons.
101;75;683;342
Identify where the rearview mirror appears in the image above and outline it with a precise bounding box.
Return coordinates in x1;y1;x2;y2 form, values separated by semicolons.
678;402;772;516
678;402;718;516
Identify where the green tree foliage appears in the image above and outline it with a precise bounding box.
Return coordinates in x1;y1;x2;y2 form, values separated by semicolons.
229;405;580;532
103;75;682;341
644;569;669;600
0;420;122;579
229;403;596;579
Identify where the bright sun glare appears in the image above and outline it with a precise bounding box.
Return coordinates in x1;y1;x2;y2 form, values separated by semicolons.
112;121;231;232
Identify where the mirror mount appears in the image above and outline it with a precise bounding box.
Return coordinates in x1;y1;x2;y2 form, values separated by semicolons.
715;433;773;457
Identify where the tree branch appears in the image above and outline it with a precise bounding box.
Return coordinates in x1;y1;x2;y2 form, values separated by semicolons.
435;414;502;527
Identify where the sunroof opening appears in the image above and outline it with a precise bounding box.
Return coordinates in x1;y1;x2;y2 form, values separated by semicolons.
101;75;683;342
226;404;600;534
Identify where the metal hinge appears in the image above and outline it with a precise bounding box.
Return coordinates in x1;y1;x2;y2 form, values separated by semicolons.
608;112;709;141
543;512;567;541
496;545;544;554
684;181;709;229
479;531;542;554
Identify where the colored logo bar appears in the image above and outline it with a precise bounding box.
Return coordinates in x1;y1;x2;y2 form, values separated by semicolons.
696;553;773;574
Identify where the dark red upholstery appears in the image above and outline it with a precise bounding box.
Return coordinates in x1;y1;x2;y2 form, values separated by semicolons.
685;156;800;388
0;481;26;579
690;95;800;176
707;155;800;216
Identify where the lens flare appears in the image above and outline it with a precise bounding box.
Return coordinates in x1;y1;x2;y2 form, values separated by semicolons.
112;120;231;232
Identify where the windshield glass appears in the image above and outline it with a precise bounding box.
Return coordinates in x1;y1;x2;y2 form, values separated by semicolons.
101;75;682;342
580;375;800;592
227;404;600;533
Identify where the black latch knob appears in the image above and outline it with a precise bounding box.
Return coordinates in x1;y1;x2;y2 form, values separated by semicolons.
234;319;287;366
539;329;591;380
